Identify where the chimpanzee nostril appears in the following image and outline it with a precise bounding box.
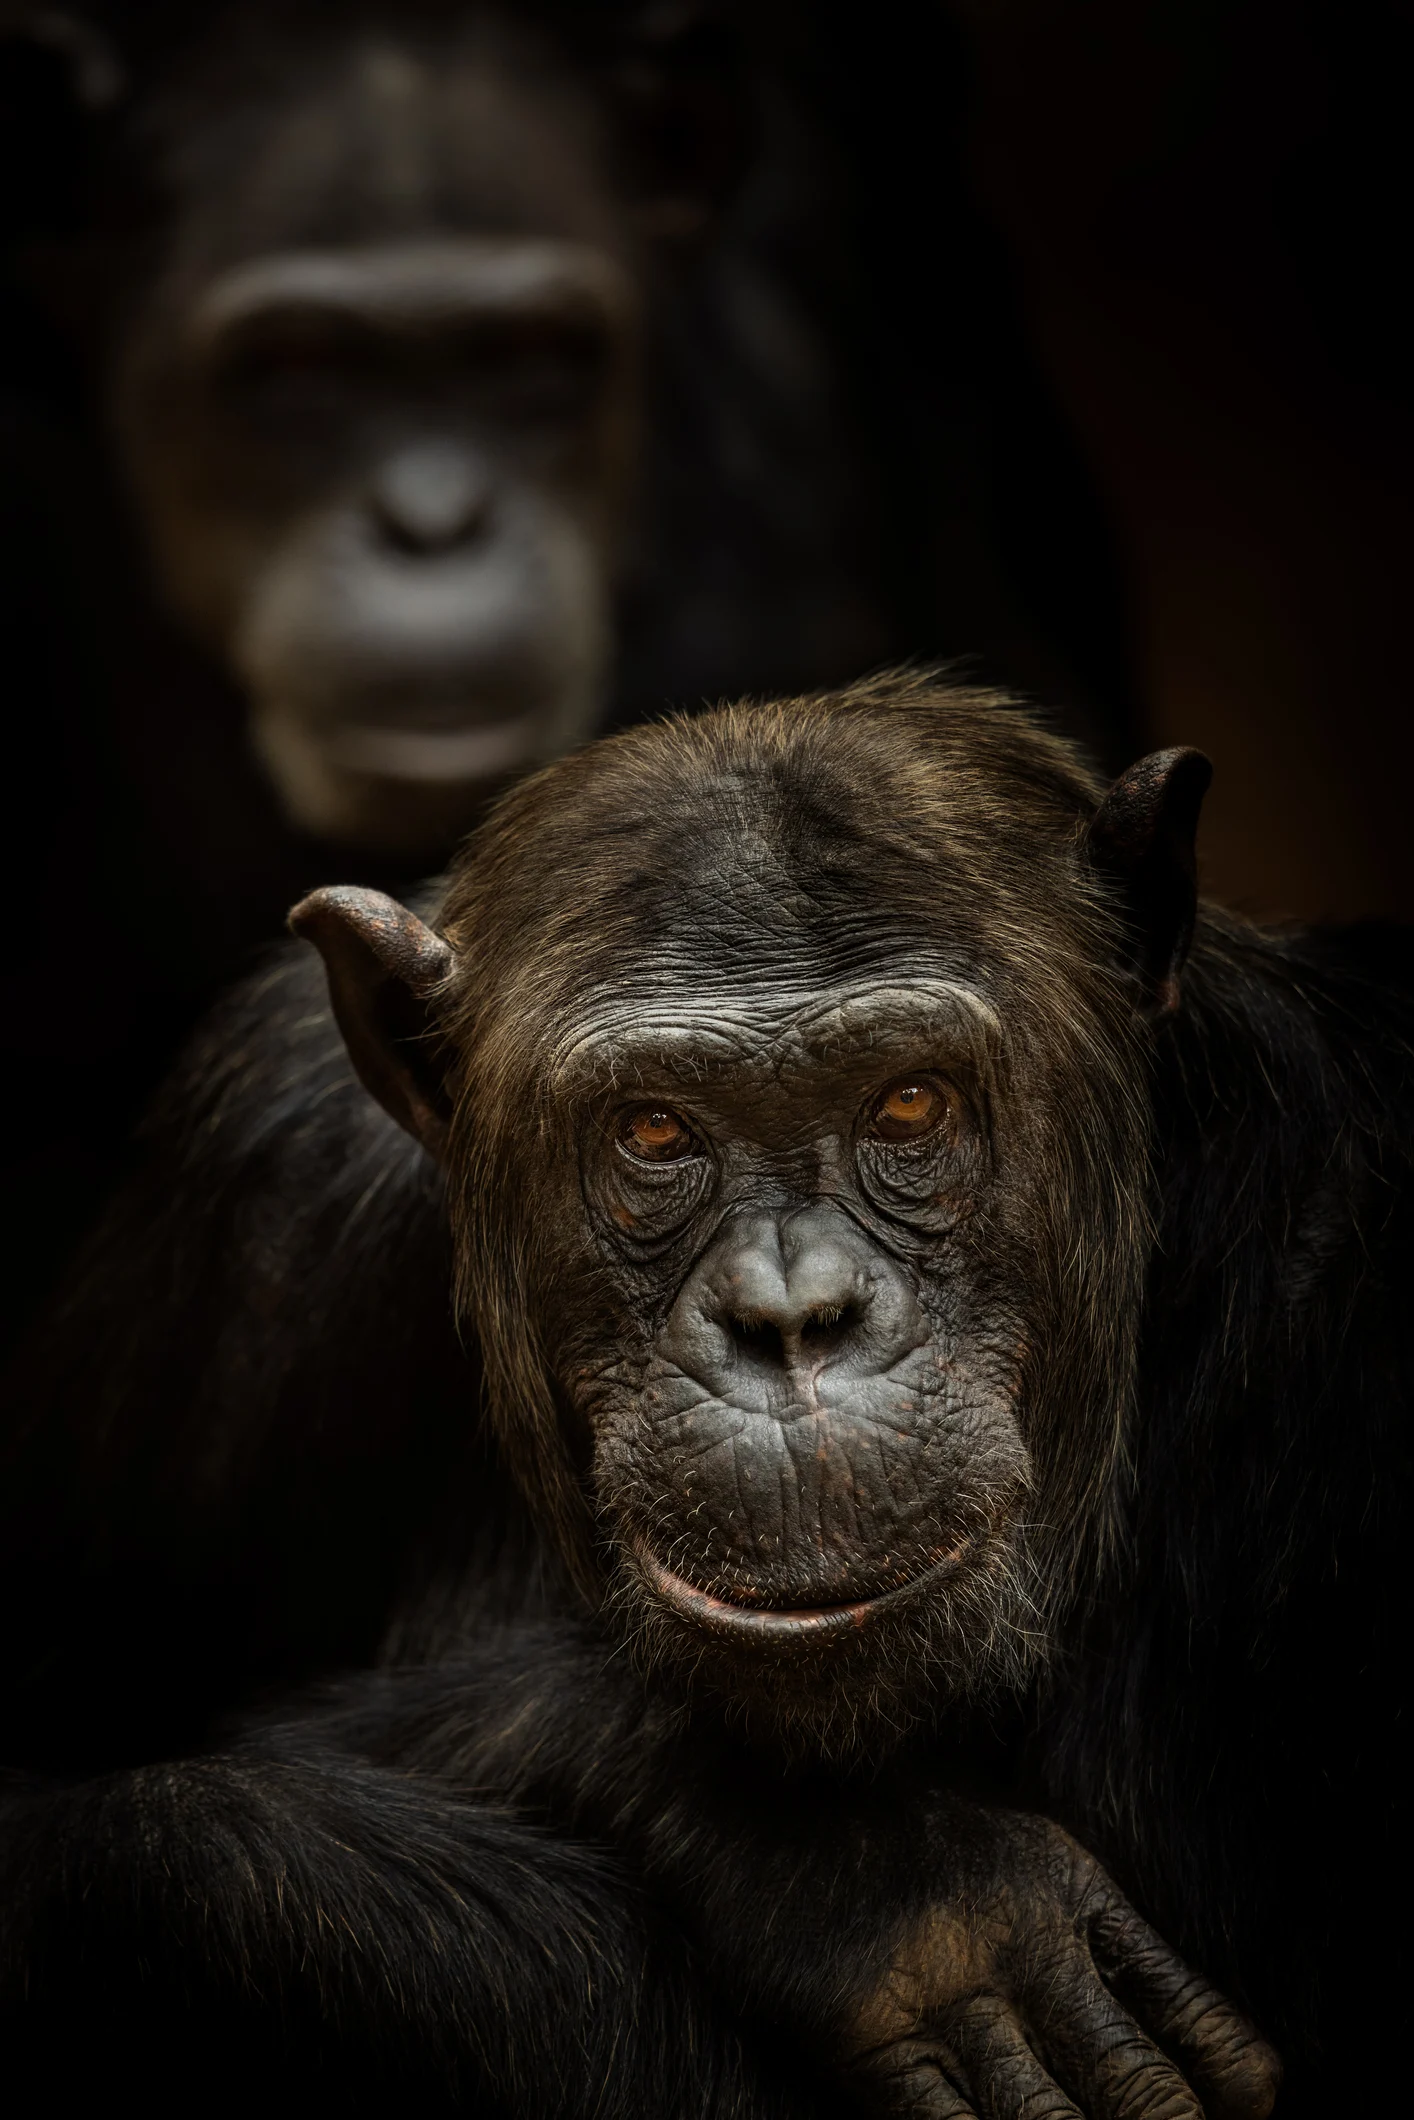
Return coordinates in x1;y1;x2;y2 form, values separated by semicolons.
798;1301;861;1349
726;1313;787;1368
721;1297;867;1373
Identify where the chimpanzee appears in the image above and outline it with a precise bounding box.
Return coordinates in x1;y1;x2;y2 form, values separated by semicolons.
4;675;1405;2112
2;0;826;859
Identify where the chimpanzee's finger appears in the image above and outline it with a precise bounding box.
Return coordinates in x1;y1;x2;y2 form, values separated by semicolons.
1086;1893;1281;2119
854;2036;980;2117
945;1993;1083;2119
1024;1953;1207;2119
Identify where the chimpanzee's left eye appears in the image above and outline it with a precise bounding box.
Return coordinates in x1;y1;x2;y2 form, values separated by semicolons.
618;1104;695;1162
866;1077;951;1144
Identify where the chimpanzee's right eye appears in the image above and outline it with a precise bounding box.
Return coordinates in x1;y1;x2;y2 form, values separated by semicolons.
618;1104;695;1162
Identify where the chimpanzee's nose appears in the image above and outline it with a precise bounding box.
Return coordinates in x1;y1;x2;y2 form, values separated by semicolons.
370;441;491;553
659;1204;926;1412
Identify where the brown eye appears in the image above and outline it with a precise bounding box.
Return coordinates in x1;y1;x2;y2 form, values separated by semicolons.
868;1077;949;1143
619;1104;695;1162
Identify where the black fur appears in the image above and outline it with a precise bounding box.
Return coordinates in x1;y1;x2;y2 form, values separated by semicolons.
1048;917;1414;2082
3;1734;817;2114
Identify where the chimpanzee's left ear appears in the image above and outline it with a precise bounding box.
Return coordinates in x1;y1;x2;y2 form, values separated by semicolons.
1083;748;1212;1016
290;887;455;1157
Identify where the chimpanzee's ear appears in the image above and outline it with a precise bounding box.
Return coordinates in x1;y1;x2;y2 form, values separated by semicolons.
1083;748;1212;1016
290;887;455;1157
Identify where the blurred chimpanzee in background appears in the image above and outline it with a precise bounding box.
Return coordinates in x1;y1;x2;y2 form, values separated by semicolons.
0;0;1133;1351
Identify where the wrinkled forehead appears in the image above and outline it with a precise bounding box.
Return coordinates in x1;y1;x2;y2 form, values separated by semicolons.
546;811;1002;1088
578;770;988;965
468;733;1081;1095
545;971;1003;1099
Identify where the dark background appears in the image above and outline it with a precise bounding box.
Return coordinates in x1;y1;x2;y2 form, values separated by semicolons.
924;0;1414;924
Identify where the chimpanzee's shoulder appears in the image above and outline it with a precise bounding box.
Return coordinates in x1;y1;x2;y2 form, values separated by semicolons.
1164;914;1414;1186
1193;912;1414;1045
1275;920;1414;1089
1287;918;1414;1001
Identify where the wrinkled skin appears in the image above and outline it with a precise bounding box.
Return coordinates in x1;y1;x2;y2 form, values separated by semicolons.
849;1815;1277;2120
572;996;1051;1755
571;976;1041;1738
585;1018;1016;1608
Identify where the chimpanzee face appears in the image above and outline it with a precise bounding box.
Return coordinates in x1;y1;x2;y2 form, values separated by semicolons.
110;23;642;859
569;973;1023;1606
541;941;1060;1740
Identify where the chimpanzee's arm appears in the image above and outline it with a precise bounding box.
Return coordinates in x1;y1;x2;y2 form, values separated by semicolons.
292;1627;1279;2120
0;1744;816;2117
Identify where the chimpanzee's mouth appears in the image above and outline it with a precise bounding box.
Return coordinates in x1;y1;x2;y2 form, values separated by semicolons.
635;1539;974;1642
327;712;545;782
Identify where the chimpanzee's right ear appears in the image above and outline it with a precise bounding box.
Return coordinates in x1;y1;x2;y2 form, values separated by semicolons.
290;887;455;1158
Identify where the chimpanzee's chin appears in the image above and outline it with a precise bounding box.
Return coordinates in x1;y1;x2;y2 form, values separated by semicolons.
607;1533;1045;1763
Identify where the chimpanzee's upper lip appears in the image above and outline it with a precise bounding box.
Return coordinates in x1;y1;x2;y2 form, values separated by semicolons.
635;1539;973;1642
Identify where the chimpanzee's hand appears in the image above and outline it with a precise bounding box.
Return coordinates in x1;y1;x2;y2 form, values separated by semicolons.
845;1811;1279;2120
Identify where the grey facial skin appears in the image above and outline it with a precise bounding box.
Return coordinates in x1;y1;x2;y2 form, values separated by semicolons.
111;35;641;859
572;977;1029;1635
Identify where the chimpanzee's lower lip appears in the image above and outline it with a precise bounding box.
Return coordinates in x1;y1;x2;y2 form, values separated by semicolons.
328;714;542;782
635;1540;973;1642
